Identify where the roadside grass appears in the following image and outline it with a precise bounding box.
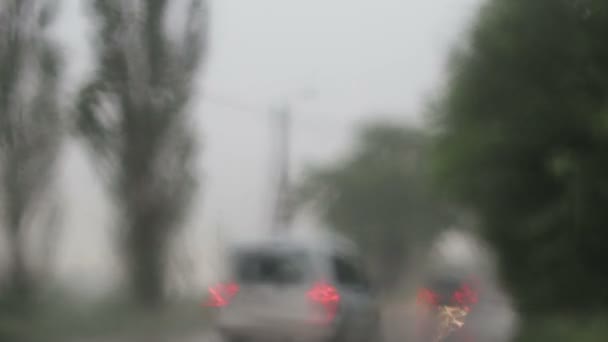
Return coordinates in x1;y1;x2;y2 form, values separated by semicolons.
0;291;213;342
517;315;608;342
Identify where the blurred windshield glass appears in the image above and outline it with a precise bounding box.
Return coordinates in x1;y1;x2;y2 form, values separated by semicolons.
234;250;309;285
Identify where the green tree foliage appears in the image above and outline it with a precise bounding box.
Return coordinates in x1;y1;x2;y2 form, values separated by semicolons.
435;0;608;312
78;0;207;307
301;122;454;288
0;0;63;302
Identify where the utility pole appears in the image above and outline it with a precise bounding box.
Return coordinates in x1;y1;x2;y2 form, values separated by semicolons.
271;103;293;232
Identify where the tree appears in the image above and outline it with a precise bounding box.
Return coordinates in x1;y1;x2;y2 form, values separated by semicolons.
434;0;608;313
0;0;63;302
301;122;454;289
78;0;208;307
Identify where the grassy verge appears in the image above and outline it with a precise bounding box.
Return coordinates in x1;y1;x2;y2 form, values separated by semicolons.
517;315;608;342
0;293;212;342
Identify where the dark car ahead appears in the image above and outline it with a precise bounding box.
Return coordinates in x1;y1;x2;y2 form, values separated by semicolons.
414;273;479;342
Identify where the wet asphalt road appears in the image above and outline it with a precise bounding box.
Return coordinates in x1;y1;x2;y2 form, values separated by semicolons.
77;303;516;342
75;286;516;342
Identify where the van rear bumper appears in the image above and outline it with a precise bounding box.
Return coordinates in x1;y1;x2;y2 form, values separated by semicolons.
216;314;336;342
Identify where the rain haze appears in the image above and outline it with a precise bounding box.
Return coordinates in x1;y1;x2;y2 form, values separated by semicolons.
53;0;482;292
7;0;603;341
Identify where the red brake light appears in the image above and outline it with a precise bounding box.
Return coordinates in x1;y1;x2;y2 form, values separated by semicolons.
308;282;340;303
452;283;478;311
307;282;340;324
203;282;240;307
417;288;439;306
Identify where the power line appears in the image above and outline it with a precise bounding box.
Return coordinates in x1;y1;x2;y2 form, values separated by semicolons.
202;92;266;114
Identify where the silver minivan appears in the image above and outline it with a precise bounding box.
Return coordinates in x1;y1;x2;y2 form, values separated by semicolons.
205;236;383;342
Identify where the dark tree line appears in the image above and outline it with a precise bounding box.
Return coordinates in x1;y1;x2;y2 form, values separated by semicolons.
435;0;608;315
300;122;455;290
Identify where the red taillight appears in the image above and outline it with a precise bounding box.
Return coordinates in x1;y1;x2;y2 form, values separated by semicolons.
203;282;240;307
307;282;340;324
452;283;478;311
417;288;439;306
308;282;340;303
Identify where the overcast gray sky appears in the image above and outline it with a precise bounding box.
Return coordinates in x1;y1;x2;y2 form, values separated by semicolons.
52;0;482;291
200;0;481;234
